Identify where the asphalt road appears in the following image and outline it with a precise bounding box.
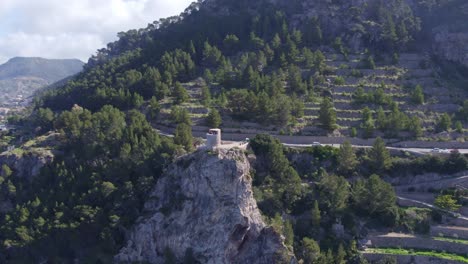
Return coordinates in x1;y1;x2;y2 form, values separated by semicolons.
155;128;468;155
283;143;468;155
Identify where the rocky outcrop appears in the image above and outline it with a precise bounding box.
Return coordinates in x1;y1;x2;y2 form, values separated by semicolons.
0;148;54;214
115;149;295;264
0;148;54;180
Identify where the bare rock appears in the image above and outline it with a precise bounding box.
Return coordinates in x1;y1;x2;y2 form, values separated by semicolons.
0;148;54;180
115;148;295;264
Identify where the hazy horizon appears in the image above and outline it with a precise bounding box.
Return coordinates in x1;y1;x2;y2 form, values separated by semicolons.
0;0;193;64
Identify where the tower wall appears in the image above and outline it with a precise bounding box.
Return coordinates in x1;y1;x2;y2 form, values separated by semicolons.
206;129;221;149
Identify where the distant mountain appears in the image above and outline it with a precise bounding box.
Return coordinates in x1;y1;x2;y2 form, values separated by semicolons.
0;57;84;82
0;57;84;106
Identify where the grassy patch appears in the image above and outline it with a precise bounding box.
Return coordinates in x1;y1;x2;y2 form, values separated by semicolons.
367;248;468;263
434;237;468;245
10;148;24;156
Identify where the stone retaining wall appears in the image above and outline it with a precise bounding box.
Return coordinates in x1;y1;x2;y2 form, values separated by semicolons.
431;226;468;240
363;253;462;264
394;176;468;192
447;217;468;228
368;235;468;255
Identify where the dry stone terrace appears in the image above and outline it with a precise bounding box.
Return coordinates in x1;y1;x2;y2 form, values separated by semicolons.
155;52;467;141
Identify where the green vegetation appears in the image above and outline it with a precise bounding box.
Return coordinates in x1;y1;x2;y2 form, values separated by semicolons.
434;194;462;211
436;113;453;132
337;140;358;174
434;237;468;245
411;84;425;105
367;248;468;263
318;97;337;131
0;106;178;262
206;108;222;128
368;137;392;172
1;0;467;262
250;134;405;263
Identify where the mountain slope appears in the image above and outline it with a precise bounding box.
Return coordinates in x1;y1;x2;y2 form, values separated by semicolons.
0;57;84;81
37;0;467;139
1;0;467;263
0;57;84;107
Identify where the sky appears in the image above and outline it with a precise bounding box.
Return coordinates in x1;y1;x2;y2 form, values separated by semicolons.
0;0;193;64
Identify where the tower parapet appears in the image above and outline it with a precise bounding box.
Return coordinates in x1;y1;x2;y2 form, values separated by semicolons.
206;129;221;149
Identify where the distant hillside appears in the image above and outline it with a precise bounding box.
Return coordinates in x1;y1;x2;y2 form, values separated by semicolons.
0;57;84;82
0;57;84;106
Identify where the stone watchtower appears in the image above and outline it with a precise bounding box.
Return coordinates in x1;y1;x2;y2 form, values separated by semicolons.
206;129;221;149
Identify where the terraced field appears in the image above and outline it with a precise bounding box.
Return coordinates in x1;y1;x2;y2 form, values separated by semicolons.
363;232;468;263
364;248;468;263
157;52;467;141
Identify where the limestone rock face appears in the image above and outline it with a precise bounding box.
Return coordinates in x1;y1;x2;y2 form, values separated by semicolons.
115;149;295;264
0;148;54;214
0;149;54;180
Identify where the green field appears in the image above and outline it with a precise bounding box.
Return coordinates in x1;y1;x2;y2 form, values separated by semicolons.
367;248;468;263
434;237;468;245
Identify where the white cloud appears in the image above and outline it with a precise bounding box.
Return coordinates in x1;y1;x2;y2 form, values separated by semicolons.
0;0;193;64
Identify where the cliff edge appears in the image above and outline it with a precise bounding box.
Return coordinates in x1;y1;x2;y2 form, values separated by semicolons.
115;148;295;264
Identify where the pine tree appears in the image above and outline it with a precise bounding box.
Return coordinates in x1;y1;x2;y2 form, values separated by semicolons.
376;107;387;131
409;116;423;137
311;200;321;230
204;69;214;84
318;174;350;214
364;55;376;69
149;96;160;119
301;238;321;264
201;85;211;106
338;141;358;174
223;34;240;54
325;249;334;264
319;97;337;131
335;244;346;264
361;107;375;138
188;40;196;55
411;84;424;104
436;113;452;132
271;33;282;50
455;121;463;133
173;82;189;104
368;137;391;172
206;109;222;128
174;123;193;151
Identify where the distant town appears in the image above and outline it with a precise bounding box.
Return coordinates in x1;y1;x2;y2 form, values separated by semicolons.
0;94;30;124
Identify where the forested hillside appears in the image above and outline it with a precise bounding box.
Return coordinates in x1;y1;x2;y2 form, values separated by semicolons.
32;0;468;140
1;0;467;263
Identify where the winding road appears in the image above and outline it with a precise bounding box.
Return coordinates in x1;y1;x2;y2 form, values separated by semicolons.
155;127;468;154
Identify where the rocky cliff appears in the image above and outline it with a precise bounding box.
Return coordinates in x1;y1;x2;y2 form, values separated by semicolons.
0;148;54;180
0;148;54;214
115;148;295;264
